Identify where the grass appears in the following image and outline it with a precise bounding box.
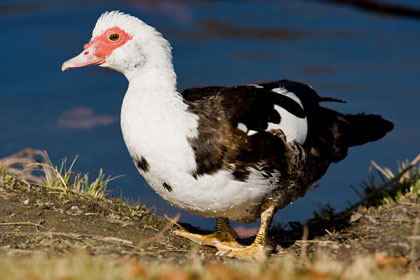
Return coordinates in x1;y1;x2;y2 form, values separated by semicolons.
0;252;417;280
41;155;112;199
0;149;114;200
0;148;151;220
357;156;420;207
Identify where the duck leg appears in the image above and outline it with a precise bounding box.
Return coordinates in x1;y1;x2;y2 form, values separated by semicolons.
175;203;275;260
174;217;242;248
212;203;275;260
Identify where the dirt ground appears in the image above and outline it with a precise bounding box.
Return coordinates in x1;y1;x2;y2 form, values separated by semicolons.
0;170;419;268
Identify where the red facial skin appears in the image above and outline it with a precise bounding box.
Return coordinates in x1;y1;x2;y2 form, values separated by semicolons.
62;27;133;71
84;26;133;59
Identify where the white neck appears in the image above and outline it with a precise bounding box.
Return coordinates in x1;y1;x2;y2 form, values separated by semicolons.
120;42;198;176
122;45;190;131
124;41;176;85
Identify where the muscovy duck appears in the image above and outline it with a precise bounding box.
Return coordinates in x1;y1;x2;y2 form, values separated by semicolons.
62;11;393;259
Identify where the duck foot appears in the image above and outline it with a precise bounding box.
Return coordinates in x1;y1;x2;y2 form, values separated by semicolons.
175;204;275;260
174;217;242;248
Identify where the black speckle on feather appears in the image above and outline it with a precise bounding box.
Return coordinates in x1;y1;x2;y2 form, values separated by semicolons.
162;182;173;192
135;156;150;173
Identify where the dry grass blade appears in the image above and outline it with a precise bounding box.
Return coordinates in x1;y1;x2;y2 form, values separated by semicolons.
0;222;47;230
349;153;420;211
0;148;49;185
29;231;135;247
299;224;309;263
100;237;134;246
371;160;394;180
409;218;419;262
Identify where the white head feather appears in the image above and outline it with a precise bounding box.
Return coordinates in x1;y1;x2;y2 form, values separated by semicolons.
92;11;175;83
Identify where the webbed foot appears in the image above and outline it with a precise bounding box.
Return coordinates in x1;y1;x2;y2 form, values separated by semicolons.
175;204;276;260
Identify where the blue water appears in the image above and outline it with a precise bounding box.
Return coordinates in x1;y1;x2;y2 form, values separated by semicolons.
1;0;419;229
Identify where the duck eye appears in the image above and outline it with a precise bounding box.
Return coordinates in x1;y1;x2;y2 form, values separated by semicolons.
109;33;120;41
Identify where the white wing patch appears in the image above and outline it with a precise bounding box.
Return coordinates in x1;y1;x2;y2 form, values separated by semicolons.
247;130;258;136
237;123;261;136
267;87;308;144
271;87;289;95
237;122;248;133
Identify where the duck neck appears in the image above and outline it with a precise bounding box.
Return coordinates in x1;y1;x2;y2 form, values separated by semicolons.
121;35;183;106
124;57;187;117
120;48;198;170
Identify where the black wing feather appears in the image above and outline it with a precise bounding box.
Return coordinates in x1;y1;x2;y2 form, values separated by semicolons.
181;80;393;202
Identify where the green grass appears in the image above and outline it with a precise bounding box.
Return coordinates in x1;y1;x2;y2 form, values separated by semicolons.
40;155;113;199
0;149;115;200
357;159;420;207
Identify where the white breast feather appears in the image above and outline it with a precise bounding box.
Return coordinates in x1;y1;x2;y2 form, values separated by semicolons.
140;164;279;222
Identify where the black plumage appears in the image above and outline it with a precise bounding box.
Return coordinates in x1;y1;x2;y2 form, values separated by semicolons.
183;80;393;211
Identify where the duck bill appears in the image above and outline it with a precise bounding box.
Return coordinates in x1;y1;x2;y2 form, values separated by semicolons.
61;46;105;72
